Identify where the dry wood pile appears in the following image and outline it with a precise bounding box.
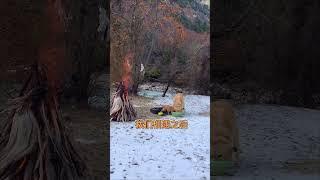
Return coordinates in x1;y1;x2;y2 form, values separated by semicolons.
0;64;86;180
110;81;136;122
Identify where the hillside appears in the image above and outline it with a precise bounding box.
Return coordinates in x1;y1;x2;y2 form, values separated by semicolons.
110;0;210;94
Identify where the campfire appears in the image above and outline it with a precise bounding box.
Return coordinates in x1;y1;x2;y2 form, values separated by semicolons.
110;53;137;122
110;81;137;122
0;63;86;179
110;53;136;122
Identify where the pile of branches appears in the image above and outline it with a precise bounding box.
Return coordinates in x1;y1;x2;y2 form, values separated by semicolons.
110;81;136;122
0;64;86;180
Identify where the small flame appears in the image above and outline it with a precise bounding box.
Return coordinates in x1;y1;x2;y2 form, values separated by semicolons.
122;53;133;91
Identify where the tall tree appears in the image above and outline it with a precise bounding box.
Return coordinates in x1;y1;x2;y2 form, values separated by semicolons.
0;0;86;179
64;0;108;101
111;0;161;94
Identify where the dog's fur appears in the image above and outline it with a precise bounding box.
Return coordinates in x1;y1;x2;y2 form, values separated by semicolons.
161;105;175;113
161;93;185;113
212;100;239;162
173;93;184;112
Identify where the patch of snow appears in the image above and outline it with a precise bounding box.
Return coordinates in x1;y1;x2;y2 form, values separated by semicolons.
222;104;320;179
111;95;210;180
154;95;210;115
137;90;173;99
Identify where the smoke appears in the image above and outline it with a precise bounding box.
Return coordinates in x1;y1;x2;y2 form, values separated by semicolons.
38;0;66;94
122;53;134;90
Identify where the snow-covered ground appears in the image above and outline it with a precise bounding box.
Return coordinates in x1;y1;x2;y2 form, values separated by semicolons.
227;105;320;180
111;91;320;180
110;94;210;180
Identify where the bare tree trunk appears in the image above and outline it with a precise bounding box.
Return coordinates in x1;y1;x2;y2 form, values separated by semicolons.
162;80;171;97
64;0;107;102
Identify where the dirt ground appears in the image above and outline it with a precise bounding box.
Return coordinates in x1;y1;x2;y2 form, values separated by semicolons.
129;95;160;119
62;95;158;179
61;103;108;179
0;83;109;179
0;86;162;179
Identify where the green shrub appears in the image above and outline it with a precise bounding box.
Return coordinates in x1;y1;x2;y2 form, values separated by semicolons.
177;51;188;65
162;49;172;65
177;14;209;33
145;68;161;79
175;0;210;16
